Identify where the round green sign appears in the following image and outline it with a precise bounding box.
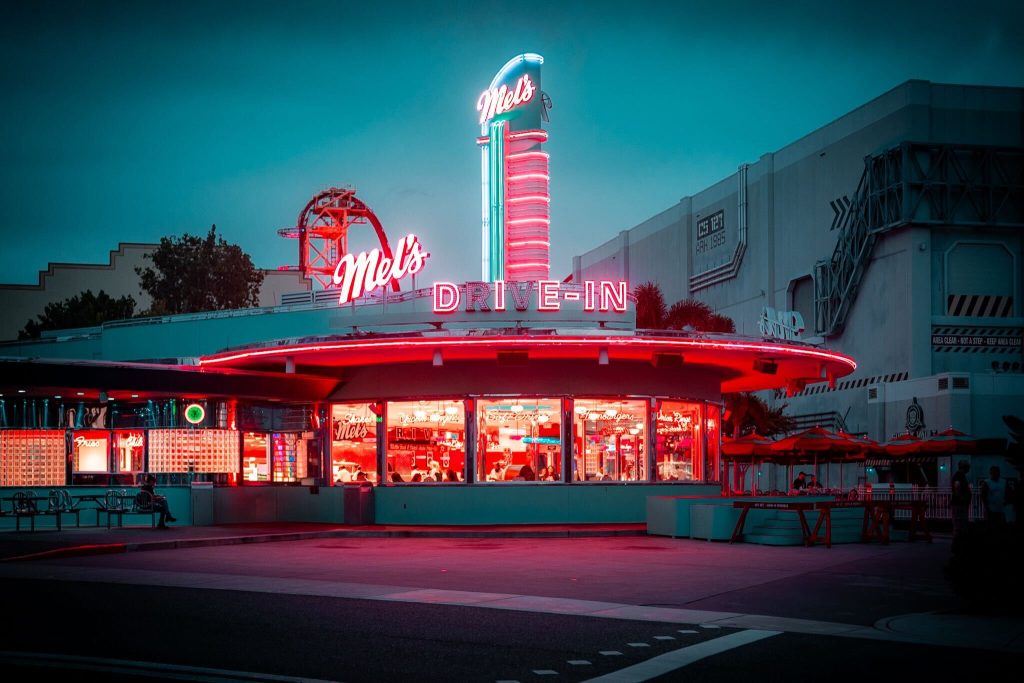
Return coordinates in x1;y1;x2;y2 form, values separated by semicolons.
184;403;206;425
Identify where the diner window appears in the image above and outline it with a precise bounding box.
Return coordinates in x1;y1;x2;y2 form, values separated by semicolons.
243;432;270;482
113;430;145;474
73;429;110;473
655;401;702;481
477;398;562;482
572;399;647;482
385;400;464;483
331;403;379;483
271;432;307;482
705;403;721;483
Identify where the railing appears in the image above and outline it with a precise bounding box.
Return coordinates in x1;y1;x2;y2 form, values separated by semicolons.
856;485;985;521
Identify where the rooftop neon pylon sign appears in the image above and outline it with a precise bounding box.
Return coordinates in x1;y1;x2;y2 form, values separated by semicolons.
476;54;550;282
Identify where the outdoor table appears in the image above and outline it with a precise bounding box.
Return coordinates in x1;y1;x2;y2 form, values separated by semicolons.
861;499;931;544
71;494;111;526
731;499;869;549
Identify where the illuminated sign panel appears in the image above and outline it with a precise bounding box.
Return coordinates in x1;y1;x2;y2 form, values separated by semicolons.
331;234;429;305
477;74;537;125
432;280;627;314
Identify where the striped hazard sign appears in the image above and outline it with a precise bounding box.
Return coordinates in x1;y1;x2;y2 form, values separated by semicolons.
946;294;1013;317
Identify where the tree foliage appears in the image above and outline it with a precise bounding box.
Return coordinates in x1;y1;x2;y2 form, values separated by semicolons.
634;283;736;333
723;393;795;439
634;282;667;329
136;225;265;315
18;289;136;339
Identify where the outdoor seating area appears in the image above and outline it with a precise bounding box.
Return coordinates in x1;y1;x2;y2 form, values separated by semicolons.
0;488;162;532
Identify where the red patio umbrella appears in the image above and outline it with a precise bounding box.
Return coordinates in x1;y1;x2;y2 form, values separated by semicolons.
722;433;776;494
883;432;925;457
770;426;861;489
920;427;977;454
836;431;885;457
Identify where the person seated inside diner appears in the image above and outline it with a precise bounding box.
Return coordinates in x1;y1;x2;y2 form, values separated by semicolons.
390;471;404;482
518;463;536;481
807;474;822;491
486;464;502;481
444;468;459;482
411;473;423;482
791;471;807;493
335;466;352;483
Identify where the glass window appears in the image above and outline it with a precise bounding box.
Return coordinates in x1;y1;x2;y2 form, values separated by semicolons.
331;403;379;483
655;401;702;481
386;400;465;483
73;430;110;473
705;403;721;484
572;399;647;482
114;430;145;474
271;433;307;482
477;398;562;482
243;432;270;482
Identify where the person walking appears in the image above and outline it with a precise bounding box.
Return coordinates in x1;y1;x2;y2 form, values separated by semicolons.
950;460;972;538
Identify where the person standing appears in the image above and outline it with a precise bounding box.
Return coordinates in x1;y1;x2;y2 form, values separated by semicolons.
981;466;1007;533
950;460;972;538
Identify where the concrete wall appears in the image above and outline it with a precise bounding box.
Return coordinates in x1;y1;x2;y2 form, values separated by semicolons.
191;486;344;525
373;483;721;525
573;80;1024;443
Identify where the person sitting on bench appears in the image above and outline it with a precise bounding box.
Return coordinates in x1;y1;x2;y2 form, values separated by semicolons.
142;474;177;528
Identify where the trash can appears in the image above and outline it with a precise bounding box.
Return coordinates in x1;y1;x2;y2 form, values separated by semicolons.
343;482;375;525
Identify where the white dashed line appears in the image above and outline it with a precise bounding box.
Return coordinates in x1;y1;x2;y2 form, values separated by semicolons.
653;636;675;641
599;650;623;656
627;642;649;647
699;624;721;629
677;629;698;634
567;660;592;666
533;670;558;676
582;629;781;682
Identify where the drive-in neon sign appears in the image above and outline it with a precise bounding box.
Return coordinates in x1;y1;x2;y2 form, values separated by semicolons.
432;280;628;313
332;234;429;305
477;74;537;125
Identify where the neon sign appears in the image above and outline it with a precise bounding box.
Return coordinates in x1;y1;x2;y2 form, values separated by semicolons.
433;280;628;314
184;403;206;425
332;234;429;305
477;74;537;125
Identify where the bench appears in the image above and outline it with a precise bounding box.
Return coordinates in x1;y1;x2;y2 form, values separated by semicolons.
105;491;160;528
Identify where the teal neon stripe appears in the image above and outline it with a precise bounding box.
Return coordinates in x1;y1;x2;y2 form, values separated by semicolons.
489;121;505;281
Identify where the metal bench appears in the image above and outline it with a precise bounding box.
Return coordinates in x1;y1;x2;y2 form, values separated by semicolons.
39;489;81;531
105;490;160;529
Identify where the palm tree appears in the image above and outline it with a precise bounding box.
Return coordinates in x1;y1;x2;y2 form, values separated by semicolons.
723;393;795;439
634;282;667;329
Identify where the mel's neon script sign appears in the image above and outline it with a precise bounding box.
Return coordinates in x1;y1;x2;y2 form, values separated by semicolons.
477;74;537;125
332;234;429;305
433;280;628;313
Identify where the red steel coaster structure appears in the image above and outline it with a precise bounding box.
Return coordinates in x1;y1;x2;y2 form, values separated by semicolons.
278;187;399;291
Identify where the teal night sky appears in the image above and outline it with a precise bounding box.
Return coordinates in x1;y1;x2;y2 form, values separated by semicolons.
1;1;1022;286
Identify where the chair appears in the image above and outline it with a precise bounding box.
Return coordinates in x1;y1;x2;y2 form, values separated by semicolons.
43;489;81;530
12;491;38;532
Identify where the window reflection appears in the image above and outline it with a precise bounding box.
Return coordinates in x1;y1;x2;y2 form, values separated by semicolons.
572;399;646;481
477;398;562;482
655;401;701;481
331;403;379;483
385;400;465;483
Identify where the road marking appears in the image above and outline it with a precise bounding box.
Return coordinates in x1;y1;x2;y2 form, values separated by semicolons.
582;630;780;682
627;642;649;647
698;624;721;629
599;651;622;656
0;650;338;682
567;660;591;666
653;636;675;641
533;670;558;676
677;629;698;634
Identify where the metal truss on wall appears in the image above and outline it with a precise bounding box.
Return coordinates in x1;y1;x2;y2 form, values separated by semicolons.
814;143;1024;337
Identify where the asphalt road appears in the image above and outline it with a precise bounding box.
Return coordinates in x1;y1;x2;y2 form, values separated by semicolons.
1;535;1021;681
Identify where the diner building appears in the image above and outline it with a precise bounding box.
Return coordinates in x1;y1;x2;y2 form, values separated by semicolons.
0;281;855;525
